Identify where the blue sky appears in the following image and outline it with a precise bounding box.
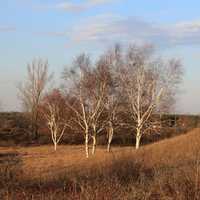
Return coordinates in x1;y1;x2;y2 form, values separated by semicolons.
0;0;200;113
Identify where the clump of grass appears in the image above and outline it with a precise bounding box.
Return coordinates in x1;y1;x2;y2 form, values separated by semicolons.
1;154;200;200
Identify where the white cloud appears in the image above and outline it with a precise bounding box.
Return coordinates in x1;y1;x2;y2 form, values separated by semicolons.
175;21;200;32
56;0;117;12
88;0;115;6
168;21;200;45
65;15;200;47
0;26;16;32
56;2;85;12
34;14;200;48
65;15;167;46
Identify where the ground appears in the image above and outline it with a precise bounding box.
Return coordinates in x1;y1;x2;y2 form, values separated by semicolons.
0;144;135;180
0;128;200;199
0;128;200;179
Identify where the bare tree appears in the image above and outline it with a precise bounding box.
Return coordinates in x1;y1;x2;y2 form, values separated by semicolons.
97;46;122;152
40;89;68;151
18;59;53;140
106;102;117;152
63;54;108;157
89;63;109;155
118;45;183;149
63;54;92;158
62;44;183;152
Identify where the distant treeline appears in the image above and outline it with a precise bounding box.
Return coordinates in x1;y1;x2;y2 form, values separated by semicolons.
0;112;199;147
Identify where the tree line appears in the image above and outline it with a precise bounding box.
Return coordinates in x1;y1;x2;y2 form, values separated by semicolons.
18;44;183;158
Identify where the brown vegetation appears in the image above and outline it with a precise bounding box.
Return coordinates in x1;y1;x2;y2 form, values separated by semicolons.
0;128;200;199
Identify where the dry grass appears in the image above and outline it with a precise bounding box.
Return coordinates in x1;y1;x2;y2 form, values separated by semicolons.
0;128;200;199
0;143;137;179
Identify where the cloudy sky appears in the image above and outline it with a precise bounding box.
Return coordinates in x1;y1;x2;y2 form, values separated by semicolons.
0;0;200;113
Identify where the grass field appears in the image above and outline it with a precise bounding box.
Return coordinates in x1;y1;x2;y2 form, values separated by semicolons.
0;128;200;199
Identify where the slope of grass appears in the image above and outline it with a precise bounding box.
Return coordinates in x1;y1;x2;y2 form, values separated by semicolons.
0;128;200;199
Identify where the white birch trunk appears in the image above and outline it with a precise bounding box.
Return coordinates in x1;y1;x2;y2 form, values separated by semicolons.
85;131;89;158
135;128;142;150
92;136;96;155
107;126;114;152
107;142;111;153
54;142;57;151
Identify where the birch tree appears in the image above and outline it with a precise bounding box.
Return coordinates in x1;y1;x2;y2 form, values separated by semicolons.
41;89;68;151
97;45;122;152
89;62;110;155
105;98;118;152
63;54;107;157
119;45;183;149
63;54;90;157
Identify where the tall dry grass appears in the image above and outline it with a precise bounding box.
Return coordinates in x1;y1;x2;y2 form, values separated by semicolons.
0;128;200;199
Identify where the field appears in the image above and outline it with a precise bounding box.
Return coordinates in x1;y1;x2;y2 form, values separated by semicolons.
1;128;200;199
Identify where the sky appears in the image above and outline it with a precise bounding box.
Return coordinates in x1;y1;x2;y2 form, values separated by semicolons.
0;0;200;113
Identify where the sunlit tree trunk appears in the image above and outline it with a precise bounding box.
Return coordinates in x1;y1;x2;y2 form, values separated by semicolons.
107;125;114;152
85;129;89;158
135;128;142;150
54;142;57;151
92;135;96;155
91;124;97;155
